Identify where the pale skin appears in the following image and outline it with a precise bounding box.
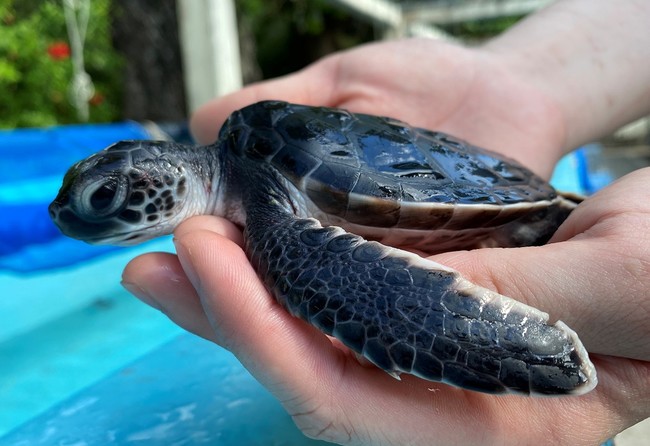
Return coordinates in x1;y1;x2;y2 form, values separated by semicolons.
122;0;650;444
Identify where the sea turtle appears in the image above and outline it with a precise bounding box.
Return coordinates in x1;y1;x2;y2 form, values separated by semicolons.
49;100;597;396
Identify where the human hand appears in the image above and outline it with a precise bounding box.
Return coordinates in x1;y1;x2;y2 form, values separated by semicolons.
121;35;650;443
191;38;568;178
122;167;650;445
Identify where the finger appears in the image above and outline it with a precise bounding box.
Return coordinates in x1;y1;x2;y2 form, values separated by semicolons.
122;252;217;342
172;221;345;401
174;214;245;247
432;233;645;360
552;166;650;242
120;217;246;343
190;60;339;144
433;241;596;348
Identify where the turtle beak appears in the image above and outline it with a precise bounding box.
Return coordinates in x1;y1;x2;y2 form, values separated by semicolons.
48;192;116;243
48;194;84;240
48;193;68;224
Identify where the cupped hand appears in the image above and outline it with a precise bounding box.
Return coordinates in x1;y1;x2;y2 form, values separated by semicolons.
123;167;650;445
122;38;650;444
191;38;567;178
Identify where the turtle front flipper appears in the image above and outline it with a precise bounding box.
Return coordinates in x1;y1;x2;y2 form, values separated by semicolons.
244;199;597;396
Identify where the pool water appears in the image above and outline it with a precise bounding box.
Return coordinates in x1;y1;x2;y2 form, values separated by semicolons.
0;243;183;434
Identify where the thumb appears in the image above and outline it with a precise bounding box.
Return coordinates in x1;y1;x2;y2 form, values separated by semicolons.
430;237;624;359
432;242;581;317
172;220;346;399
431;169;650;361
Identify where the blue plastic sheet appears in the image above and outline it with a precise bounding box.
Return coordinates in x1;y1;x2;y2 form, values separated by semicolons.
0;122;149;184
0;123;151;272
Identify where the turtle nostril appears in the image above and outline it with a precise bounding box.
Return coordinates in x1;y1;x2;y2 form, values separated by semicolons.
48;202;58;219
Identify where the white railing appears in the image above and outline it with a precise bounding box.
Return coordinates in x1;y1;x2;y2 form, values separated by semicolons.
402;0;552;25
177;0;243;113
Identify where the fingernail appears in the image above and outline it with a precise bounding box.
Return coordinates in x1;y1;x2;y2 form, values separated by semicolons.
121;280;162;311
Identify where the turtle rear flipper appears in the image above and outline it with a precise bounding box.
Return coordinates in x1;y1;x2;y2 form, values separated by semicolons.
244;199;597;396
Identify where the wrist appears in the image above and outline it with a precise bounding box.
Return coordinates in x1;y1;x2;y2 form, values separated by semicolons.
482;0;650;152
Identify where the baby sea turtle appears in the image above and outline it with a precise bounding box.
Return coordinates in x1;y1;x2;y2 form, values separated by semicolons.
49;100;597;396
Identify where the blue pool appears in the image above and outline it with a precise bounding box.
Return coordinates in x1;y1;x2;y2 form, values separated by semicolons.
0;123;608;444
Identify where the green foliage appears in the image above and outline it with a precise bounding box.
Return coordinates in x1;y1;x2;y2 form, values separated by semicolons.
0;0;122;128
441;15;522;39
235;0;520;80
237;0;374;79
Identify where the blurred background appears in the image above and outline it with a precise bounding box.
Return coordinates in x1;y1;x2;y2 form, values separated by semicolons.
2;0;647;174
0;0;534;126
0;1;648;444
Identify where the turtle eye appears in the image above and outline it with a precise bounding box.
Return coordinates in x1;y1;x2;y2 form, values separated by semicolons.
81;176;129;219
90;183;117;211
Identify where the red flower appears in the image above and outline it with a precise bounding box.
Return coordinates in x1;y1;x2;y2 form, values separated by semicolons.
47;42;70;60
89;92;105;106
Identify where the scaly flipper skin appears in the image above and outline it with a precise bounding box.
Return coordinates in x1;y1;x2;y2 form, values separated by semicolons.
244;190;596;396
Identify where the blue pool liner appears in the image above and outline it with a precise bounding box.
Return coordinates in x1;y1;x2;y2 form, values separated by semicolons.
574;143;615;194
0;122;151;184
0;123;153;273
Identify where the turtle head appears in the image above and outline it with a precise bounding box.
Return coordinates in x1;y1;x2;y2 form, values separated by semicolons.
49;140;212;246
